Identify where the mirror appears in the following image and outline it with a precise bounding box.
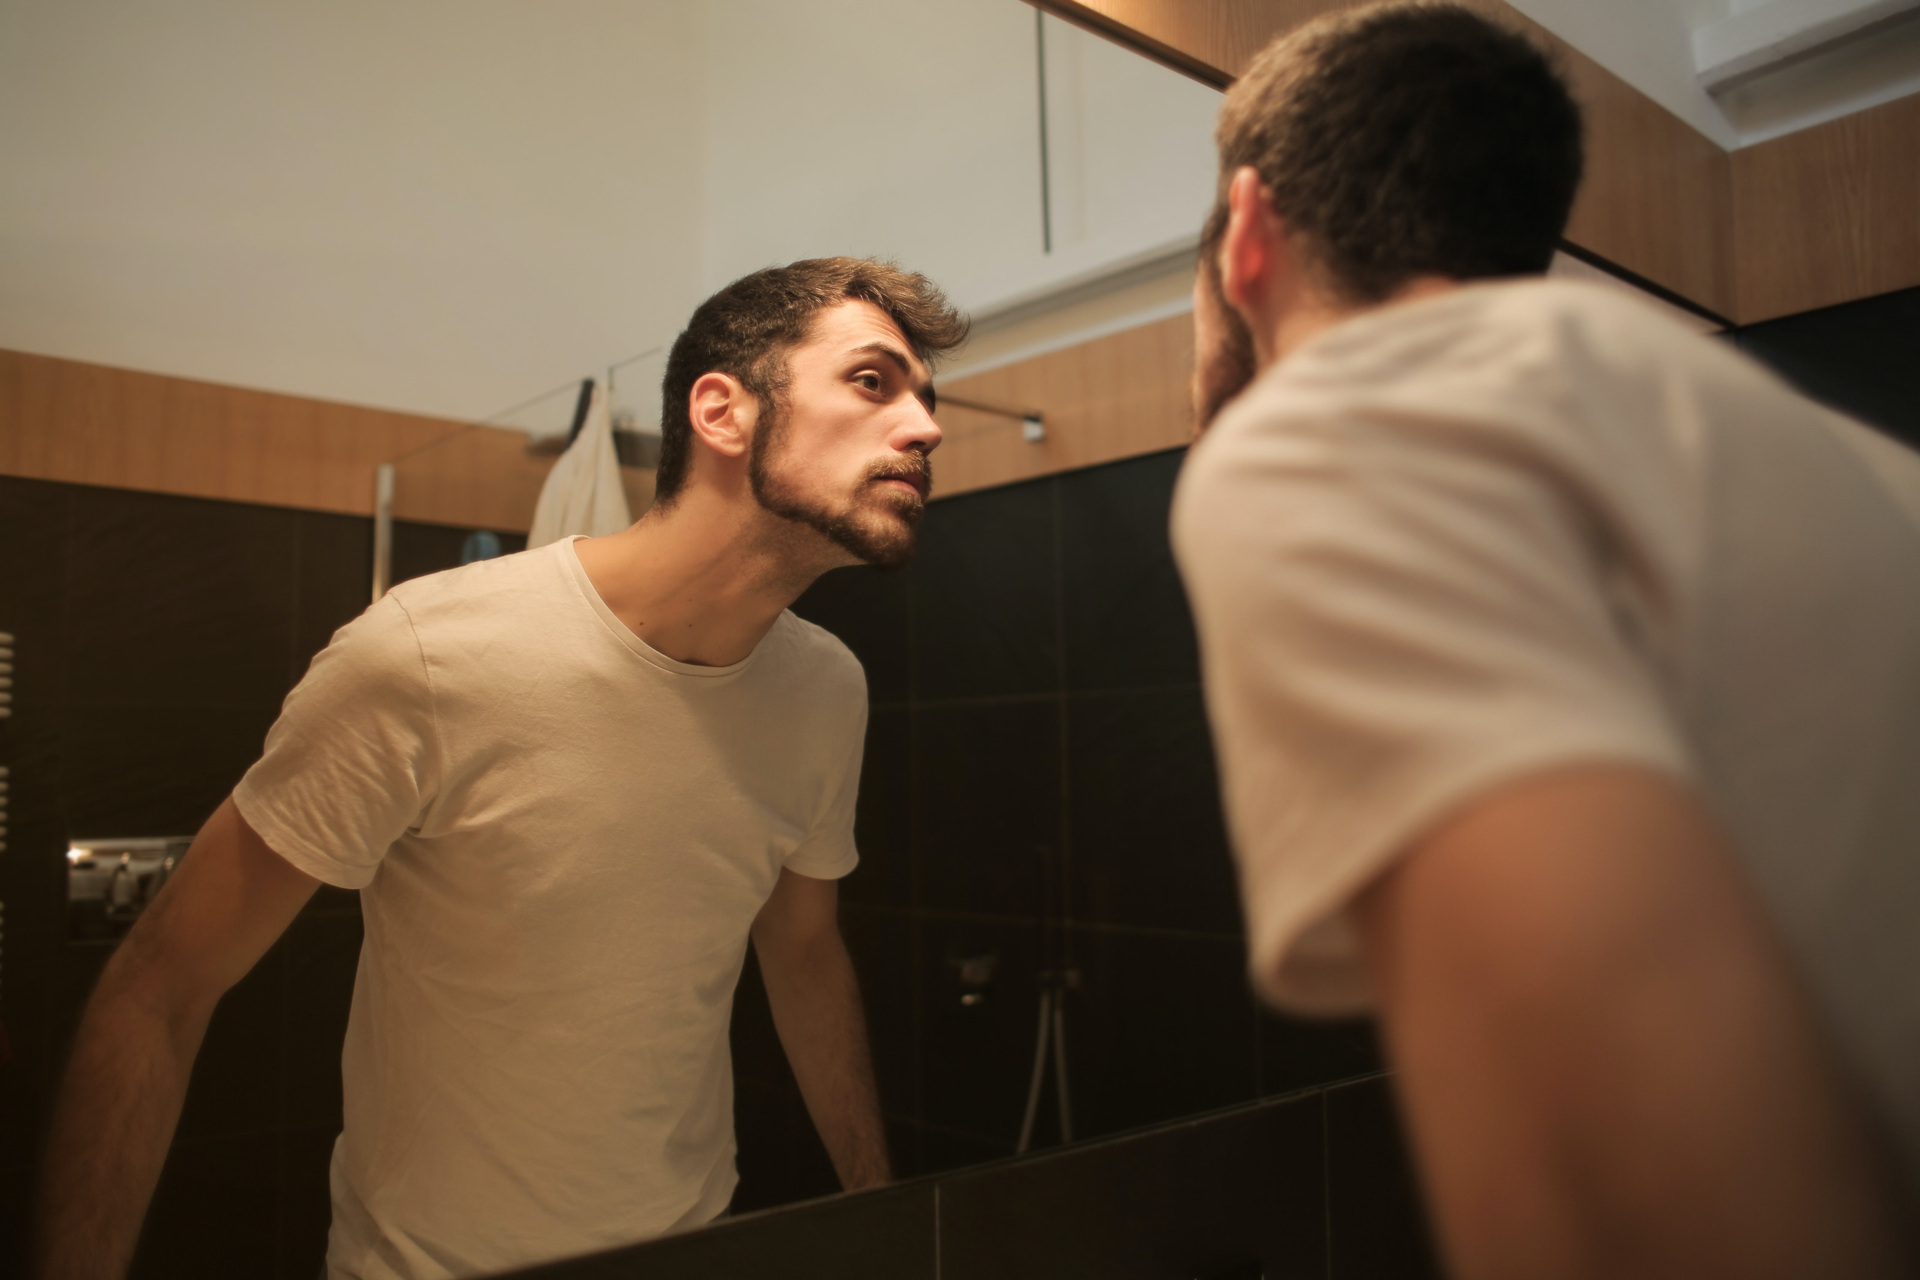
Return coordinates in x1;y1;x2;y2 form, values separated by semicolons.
359;3;1395;1250
359;1;1350;1253
9;2;1738;1274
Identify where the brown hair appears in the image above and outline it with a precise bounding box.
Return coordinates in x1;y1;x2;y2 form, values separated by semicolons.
1209;2;1583;303
653;257;968;505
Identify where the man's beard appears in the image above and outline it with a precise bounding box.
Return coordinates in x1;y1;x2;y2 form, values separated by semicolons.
748;408;930;571
1193;262;1258;432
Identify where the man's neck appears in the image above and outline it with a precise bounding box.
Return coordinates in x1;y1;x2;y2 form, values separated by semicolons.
1259;274;1461;369
572;487;839;667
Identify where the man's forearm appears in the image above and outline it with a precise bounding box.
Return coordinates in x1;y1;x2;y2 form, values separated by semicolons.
36;950;215;1280
758;934;891;1190
1359;766;1906;1279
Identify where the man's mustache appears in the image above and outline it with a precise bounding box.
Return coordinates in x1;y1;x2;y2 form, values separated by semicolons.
865;455;932;499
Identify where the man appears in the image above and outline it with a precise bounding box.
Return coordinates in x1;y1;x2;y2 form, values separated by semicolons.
38;258;968;1280
1172;5;1919;1277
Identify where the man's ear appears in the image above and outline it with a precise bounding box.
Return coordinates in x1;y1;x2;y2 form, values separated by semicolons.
1219;166;1289;321
687;372;755;460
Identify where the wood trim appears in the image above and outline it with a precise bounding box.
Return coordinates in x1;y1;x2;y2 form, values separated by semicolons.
385;424;654;534
1032;0;1919;324
0;347;471;517
1732;91;1920;322
933;311;1193;497
1511;14;1736;319
1032;0;1344;88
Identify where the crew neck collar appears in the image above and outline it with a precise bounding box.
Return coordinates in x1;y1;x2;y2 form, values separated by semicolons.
558;535;777;678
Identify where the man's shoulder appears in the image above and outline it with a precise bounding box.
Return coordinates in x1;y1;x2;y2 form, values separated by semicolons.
1286;277;1726;395
1216;277;1771;460
385;541;570;639
772;611;867;701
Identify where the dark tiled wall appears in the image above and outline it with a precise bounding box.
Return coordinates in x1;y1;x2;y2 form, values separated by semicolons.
741;448;1382;1212
503;1081;1437;1280
732;282;1920;1211
1734;283;1920;452
0;475;519;1278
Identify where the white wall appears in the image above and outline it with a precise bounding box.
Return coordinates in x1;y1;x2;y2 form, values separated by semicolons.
701;4;1219;318
0;0;708;422
8;0;1907;429
1508;0;1920;146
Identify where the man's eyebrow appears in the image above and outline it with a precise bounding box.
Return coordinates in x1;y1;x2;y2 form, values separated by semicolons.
849;341;936;412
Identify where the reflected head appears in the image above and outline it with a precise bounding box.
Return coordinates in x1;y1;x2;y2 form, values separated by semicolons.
654;257;969;507
1209;1;1584;305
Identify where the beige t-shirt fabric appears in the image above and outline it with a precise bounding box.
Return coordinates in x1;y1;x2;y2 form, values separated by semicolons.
1172;278;1920;1198
233;537;867;1280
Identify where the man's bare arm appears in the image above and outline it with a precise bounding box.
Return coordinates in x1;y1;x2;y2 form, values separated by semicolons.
1355;763;1906;1280
36;797;321;1280
751;868;890;1191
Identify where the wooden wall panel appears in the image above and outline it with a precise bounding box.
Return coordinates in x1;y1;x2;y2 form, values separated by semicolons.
934;312;1193;497
1035;0;1340;85
389;425;557;533
1511;18;1736;319
1039;0;1738;319
386;425;657;534
1732;92;1920;323
0;348;469;516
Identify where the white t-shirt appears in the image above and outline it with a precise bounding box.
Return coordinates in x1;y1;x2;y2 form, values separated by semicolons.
1172;278;1920;1197
233;537;867;1280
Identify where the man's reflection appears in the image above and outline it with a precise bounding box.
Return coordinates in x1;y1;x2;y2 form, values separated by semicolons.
38;258;968;1280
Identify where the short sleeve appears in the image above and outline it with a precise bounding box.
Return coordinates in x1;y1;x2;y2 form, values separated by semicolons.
1172;401;1693;1014
232;594;439;889
783;695;867;881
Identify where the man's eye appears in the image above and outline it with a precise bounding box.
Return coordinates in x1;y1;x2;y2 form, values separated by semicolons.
854;372;882;391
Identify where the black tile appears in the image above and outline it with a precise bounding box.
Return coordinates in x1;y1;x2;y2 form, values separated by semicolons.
938;1094;1326;1280
390;521;527;589
129;1132;280;1280
1064;928;1260;1142
730;944;790;1095
1259;1013;1384;1097
1067;687;1239;934
50;942;116;1079
914;701;1061;921
839;907;917;1126
0;1159;32;1279
1058;448;1200;691
175;936;285;1142
292;510;374;677
0;980;50;1180
918;916;1043;1145
880;1118;923;1180
281;910;362;1131
301;883;361;917
0;475;73;707
1735;284;1920;450
0;703;69;949
731;1081;842;1214
66;486;298;709
1325;1075;1441;1280
500;1180;938;1280
0;710;68;1147
842;708;910;909
791;565;911;706
61;704;276;838
276;1124;338;1280
910;480;1059;700
915;1123;1012;1176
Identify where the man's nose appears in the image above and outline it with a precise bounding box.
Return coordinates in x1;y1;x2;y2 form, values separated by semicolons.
900;399;942;455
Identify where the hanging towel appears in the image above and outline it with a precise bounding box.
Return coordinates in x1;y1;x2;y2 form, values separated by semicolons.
528;379;631;547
